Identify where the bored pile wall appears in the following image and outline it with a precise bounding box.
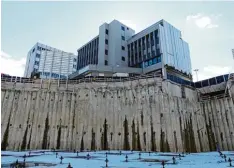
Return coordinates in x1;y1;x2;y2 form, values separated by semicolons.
1;78;234;152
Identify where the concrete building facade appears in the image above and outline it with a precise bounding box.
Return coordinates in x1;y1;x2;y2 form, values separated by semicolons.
24;43;77;79
76;20;135;77
72;19;191;81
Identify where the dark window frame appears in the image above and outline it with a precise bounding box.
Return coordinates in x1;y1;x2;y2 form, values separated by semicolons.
105;39;108;45
105;49;108;55
105;60;108;65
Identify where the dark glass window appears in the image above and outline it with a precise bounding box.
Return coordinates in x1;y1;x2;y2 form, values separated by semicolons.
156;49;160;55
209;78;216;85
105;49;108;55
122;57;125;61
157;56;161;63
127;27;129;30
34;61;39;65
216;76;224;83
156;38;159;44
105;29;108;35
122;46;125;50
152;58;157;64
105;60;108;65
202;80;209;87
144;61;149;67
121;26;125;31
121;36;125;41
74;58;77;62
149;60;153;66
32;48;35;53
36;54;40;58
105;39;108;45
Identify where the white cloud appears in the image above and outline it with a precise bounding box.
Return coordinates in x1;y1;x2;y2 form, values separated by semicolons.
186;13;219;29
0;51;26;77
192;65;234;81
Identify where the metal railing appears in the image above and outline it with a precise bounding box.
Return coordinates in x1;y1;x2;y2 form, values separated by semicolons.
1;73;162;88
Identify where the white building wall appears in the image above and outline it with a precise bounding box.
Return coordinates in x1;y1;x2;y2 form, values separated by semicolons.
24;42;77;79
108;20;135;68
98;23;108;66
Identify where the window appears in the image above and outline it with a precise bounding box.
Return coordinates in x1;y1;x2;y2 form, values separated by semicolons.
149;60;152;66
32;48;35;53
127;27;129;30
34;61;39;65
144;61;149;67
105;49;108;55
122;57;125;61
105;29;108;35
122;46;125;50
37;46;41;50
121;36;125;41
105;39;108;45
105;60;108;65
121;26;125;31
74;58;77;62
36;54;40;58
152;58;157;64
157;56;161;63
33;68;37;72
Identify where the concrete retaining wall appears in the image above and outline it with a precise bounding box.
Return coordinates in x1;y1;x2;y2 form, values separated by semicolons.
1;78;233;152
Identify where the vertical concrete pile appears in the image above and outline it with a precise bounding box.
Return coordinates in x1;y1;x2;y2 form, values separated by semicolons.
1;78;234;152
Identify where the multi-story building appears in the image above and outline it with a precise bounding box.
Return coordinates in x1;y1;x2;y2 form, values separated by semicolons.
24;43;77;79
127;20;191;79
73;20;138;78
70;19;192;82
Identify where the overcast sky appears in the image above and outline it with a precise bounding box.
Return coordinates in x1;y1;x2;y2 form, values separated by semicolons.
1;1;234;81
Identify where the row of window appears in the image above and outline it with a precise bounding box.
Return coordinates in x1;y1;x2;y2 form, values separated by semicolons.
140;56;161;68
37;46;51;51
167;73;193;87
129;49;161;67
105;25;129;36
128;30;160;67
77;38;99;69
39;72;67;79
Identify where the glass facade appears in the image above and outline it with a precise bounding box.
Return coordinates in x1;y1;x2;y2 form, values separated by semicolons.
167;73;231;88
127;20;192;75
159;21;191;75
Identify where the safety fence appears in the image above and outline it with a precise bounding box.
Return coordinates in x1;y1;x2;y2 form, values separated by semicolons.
1;74;162;90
